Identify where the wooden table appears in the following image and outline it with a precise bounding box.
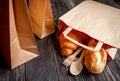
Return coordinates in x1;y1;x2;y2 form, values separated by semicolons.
0;0;120;81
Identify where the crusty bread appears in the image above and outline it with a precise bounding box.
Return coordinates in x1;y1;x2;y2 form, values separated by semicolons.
84;39;107;74
85;48;107;74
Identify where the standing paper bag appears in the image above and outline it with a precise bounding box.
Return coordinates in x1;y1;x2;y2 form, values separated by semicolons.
29;0;55;39
0;0;39;69
58;1;120;59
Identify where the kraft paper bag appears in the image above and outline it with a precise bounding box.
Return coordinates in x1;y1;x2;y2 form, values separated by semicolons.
0;0;39;69
29;0;55;39
58;1;120;59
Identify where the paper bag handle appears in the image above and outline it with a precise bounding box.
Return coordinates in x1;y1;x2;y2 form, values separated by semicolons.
63;27;103;51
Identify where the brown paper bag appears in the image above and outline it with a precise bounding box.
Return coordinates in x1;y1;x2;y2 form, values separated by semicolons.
0;0;39;69
58;1;120;59
29;0;55;39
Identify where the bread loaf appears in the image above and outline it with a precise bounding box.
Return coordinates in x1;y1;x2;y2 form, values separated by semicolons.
85;39;107;74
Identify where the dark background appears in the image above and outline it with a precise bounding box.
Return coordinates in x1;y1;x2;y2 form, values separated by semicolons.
0;0;120;81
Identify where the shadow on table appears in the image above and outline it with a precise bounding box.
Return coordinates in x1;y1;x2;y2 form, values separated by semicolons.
0;53;9;69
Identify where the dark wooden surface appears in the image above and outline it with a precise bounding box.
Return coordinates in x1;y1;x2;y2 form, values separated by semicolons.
0;0;120;81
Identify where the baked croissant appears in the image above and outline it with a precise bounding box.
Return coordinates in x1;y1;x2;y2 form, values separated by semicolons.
58;32;79;57
58;27;89;57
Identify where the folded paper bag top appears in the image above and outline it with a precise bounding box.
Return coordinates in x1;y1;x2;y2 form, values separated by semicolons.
59;1;120;49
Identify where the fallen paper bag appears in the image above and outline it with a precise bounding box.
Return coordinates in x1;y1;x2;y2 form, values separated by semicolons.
58;1;120;59
29;0;55;39
0;0;39;69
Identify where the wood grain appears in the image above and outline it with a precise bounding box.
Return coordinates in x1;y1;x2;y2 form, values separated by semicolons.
0;0;120;81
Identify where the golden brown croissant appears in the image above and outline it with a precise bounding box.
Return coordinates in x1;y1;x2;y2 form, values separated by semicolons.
58;26;90;57
58;32;79;57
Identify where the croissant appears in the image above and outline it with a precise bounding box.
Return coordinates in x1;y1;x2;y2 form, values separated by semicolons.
58;27;89;57
58;32;79;57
